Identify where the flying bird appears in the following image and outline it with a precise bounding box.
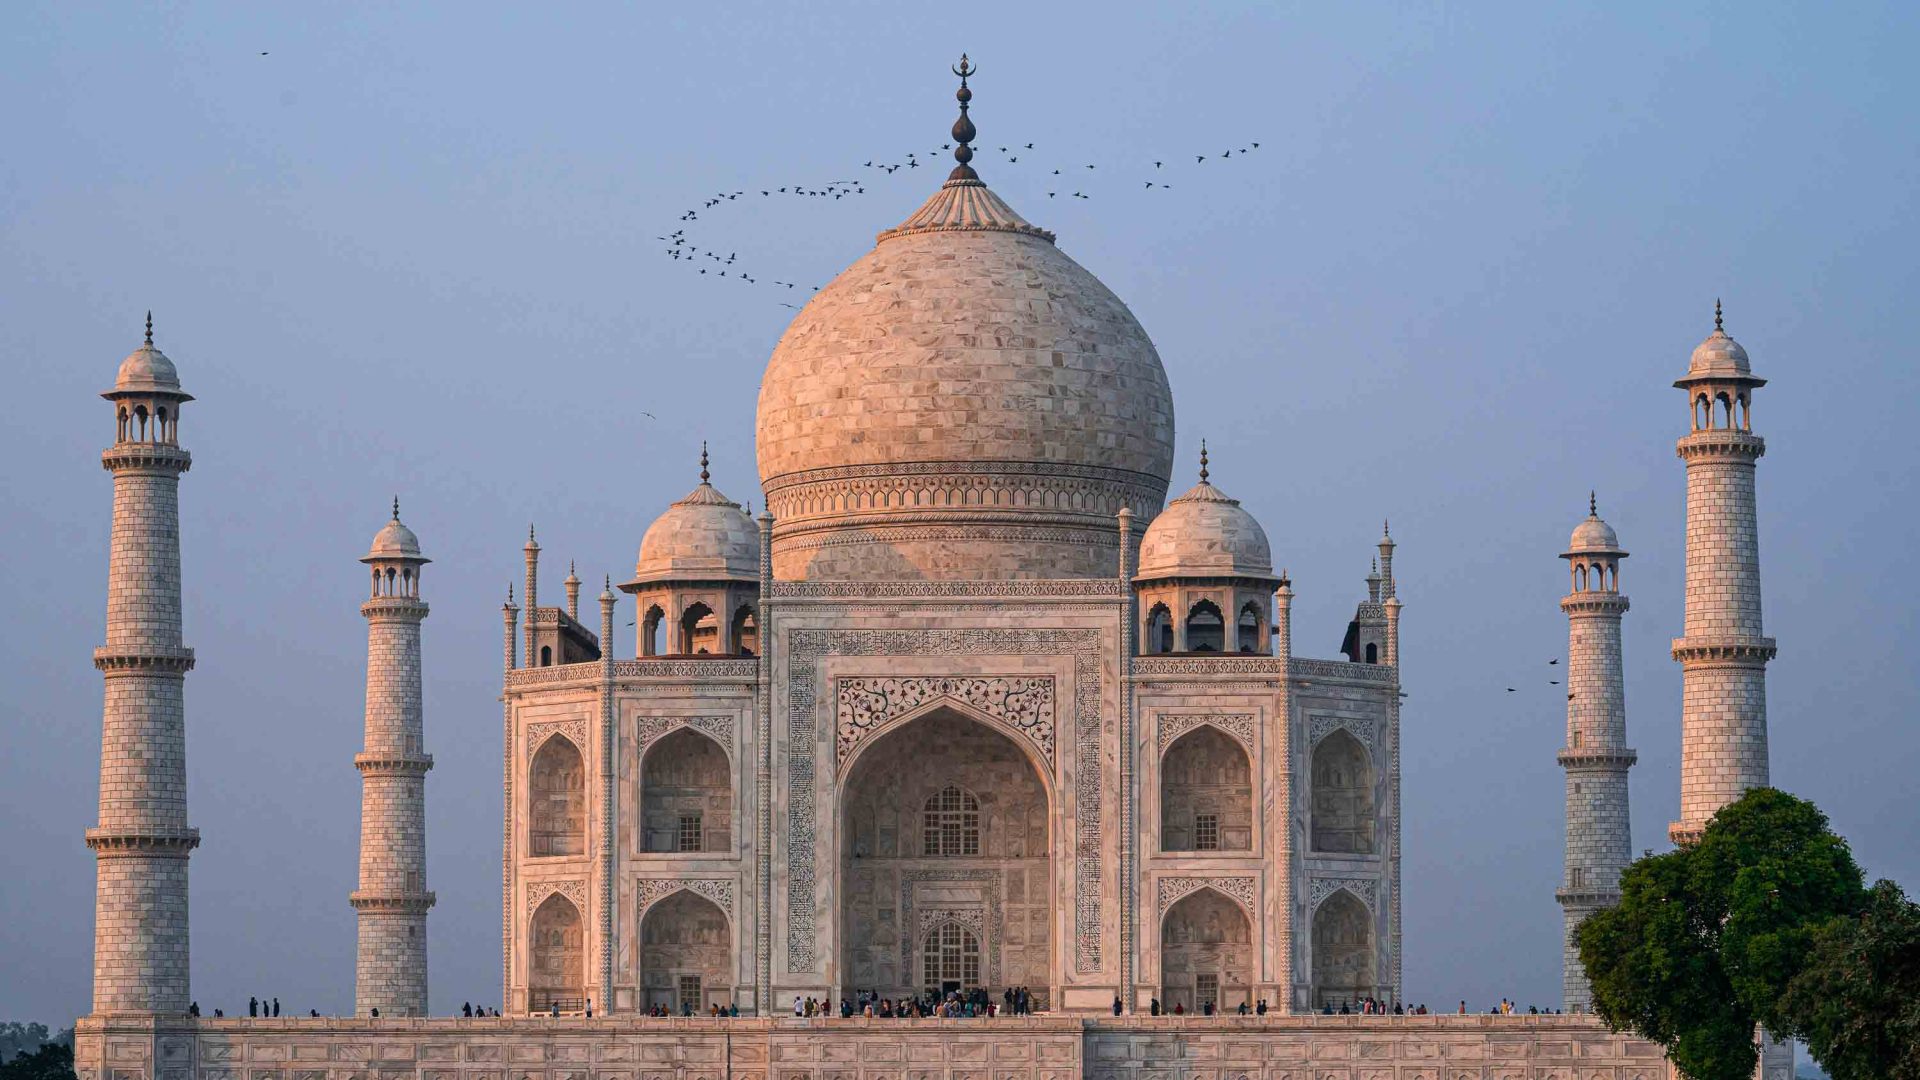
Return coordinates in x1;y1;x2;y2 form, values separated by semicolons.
1549;658;1559;665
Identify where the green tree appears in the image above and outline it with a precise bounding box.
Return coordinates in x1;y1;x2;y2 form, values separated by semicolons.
1577;788;1867;1080
0;1041;76;1080
1780;879;1920;1080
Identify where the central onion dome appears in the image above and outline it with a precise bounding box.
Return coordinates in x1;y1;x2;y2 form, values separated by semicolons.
755;59;1175;581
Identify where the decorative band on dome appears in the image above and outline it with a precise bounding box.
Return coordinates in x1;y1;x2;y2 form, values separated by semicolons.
877;179;1056;243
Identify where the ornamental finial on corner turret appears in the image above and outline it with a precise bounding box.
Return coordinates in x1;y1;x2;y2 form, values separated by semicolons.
144;311;154;347
949;54;979;182
1714;297;1724;332
1198;439;1210;484
700;441;711;484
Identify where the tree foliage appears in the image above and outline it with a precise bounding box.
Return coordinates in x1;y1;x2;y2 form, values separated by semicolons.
1780;879;1920;1080
1577;788;1867;1080
0;1041;76;1080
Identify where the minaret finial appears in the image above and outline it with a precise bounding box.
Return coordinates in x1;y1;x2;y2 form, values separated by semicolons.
1714;298;1724;332
508;581;514;603
700;441;710;484
1590;490;1598;517
144;311;153;347
1198;439;1210;484
1383;518;1391;538
949;54;979;182
392;495;400;521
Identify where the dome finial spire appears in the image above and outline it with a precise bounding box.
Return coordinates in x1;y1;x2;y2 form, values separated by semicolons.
144;311;153;347
1198;439;1210;484
1714;297;1724;332
699;441;710;484
1590;490;1598;517
392;495;400;521
948;54;979;182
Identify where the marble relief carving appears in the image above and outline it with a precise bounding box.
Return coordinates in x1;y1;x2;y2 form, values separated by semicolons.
836;676;1056;766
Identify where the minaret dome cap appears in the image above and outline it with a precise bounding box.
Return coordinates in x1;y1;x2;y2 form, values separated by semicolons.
363;503;429;564
104;314;194;400
1562;496;1626;559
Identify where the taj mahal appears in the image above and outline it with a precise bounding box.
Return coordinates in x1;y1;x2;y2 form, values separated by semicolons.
74;61;1793;1080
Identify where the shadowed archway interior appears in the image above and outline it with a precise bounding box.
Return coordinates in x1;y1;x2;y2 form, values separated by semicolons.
837;707;1051;1003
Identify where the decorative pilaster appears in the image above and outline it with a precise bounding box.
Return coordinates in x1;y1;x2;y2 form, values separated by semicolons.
523;526;539;669
1557;498;1635;1011
501;584;518;1006
89;317;198;1016
1272;573;1293;1012
1116;507;1136;1010
598;579;616;1011
755;510;774;1015
352;502;434;1017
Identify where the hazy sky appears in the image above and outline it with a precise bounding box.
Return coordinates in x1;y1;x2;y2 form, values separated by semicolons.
3;1;1916;1024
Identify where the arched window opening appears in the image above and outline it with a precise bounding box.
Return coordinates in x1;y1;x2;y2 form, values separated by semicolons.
642;728;731;854
1146;604;1173;654
1311;890;1374;1010
1311;730;1375;854
1185;600;1225;653
1161;888;1253;1014
528;894;584;1014
1738;393;1752;430
1695;394;1710;430
134;404;149;442
539;645;552;667
730;605;757;656
1576;563;1589;591
1161;725;1252;852
679;602;715;654
639;890;731;1014
640;605;664;657
922;784;981;857
155;406;169;444
117;407;129;442
1237;603;1262;653
1364;642;1378;664
529;737;586;857
921;922;981;999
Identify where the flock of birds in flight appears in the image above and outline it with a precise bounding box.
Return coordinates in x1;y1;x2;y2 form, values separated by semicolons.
1507;657;1577;701
658;138;1268;307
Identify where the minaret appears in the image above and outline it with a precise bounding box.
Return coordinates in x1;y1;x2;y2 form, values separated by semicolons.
351;499;435;1017
1557;494;1636;1010
1669;302;1775;846
88;314;199;1015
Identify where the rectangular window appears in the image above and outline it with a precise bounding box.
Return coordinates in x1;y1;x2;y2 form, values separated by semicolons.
1195;813;1220;851
1569;867;1585;888
1196;973;1219;1006
678;813;703;853
677;975;702;1014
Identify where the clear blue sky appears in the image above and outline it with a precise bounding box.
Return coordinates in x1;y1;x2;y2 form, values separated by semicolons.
2;1;1915;1023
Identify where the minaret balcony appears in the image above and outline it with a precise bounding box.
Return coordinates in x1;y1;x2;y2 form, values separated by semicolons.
360;596;430;619
348;890;436;913
1559;593;1630;616
1556;747;1638;768
354;752;434;775
1675;430;1765;463
1555;885;1622;906
1670;637;1777;665
93;645;195;673
85;826;200;856
100;443;192;473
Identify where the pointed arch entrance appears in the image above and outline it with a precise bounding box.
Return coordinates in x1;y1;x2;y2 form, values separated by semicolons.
639;889;732;1013
1160;887;1253;1013
838;705;1052;1004
528;892;584;1013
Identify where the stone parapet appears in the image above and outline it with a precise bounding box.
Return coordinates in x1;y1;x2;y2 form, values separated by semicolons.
74;1013;1674;1080
101;443;192;474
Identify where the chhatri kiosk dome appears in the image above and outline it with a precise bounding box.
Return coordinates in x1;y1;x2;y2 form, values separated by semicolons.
755;68;1175;581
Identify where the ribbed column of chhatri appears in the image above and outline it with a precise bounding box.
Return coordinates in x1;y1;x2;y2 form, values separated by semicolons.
351;500;435;1017
1556;496;1636;1011
1669;303;1775;847
88;315;200;1015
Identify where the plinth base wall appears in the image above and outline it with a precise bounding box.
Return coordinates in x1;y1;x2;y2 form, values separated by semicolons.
76;1015;1674;1080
